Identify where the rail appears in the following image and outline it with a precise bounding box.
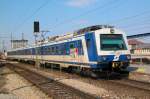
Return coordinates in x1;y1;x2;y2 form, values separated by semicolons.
6;63;97;99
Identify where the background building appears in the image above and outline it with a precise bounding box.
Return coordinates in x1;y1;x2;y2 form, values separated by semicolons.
128;39;150;64
11;39;28;49
128;39;144;54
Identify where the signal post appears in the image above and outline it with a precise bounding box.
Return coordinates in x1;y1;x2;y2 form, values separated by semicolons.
33;21;40;68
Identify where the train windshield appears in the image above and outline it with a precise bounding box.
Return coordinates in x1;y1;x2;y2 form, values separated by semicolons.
100;34;127;50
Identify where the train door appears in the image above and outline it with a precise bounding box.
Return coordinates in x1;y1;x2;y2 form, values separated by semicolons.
85;33;97;61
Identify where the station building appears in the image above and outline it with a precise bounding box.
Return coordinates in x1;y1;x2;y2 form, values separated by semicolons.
128;39;150;55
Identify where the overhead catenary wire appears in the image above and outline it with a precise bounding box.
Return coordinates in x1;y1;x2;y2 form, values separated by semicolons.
11;0;150;40
118;21;150;29
123;26;150;34
50;0;121;30
50;0;150;36
13;0;149;34
65;0;125;30
4;0;51;50
110;10;150;24
117;18;150;28
0;37;10;38
13;0;50;34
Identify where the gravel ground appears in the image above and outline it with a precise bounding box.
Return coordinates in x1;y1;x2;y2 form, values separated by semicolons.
8;62;150;98
80;78;150;99
128;64;150;74
127;64;150;83
9;63;113;98
0;66;50;99
129;72;150;83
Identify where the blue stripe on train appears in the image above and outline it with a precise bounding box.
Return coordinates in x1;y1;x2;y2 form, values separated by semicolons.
98;54;129;62
85;33;97;61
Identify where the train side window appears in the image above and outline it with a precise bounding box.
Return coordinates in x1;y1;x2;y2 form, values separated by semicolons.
51;46;55;55
55;46;58;55
47;47;49;55
28;49;31;55
78;40;84;55
48;46;52;55
64;43;67;55
78;41;81;47
50;46;53;55
58;45;62;55
46;47;49;55
70;43;74;49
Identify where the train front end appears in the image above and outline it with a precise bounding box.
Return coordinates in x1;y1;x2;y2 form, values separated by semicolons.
94;28;131;72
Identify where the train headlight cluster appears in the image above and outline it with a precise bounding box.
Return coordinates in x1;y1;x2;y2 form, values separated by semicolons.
110;28;115;34
101;56;107;61
126;55;131;60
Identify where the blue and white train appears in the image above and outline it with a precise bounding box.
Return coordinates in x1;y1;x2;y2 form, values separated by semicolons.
7;25;131;74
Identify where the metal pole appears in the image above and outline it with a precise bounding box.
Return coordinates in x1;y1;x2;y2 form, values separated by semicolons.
140;57;143;65
11;33;13;49
40;30;49;69
2;40;5;52
41;31;44;69
34;34;40;69
33;21;40;69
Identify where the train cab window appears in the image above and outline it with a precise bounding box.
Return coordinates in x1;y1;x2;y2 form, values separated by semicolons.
100;34;127;50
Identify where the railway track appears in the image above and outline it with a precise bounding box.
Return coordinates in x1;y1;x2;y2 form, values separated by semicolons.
108;78;150;91
45;66;150;92
7;61;150;98
6;63;97;99
96;72;150;91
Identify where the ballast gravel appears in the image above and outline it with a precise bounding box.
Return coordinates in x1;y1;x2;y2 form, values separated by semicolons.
0;67;50;99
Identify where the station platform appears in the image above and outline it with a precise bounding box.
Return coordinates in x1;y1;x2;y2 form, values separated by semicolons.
127;64;150;74
127;64;150;83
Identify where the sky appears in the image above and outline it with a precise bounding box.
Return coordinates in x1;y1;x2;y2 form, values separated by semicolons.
0;0;150;50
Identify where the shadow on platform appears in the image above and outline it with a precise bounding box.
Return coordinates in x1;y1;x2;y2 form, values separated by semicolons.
127;67;138;72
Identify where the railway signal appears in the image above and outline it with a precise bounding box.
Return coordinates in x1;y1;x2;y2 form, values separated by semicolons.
33;21;40;68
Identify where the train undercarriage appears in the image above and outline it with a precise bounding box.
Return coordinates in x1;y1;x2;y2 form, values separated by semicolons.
7;58;129;78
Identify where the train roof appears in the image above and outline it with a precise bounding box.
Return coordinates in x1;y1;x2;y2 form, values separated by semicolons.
47;25;113;42
74;25;113;36
8;25;114;52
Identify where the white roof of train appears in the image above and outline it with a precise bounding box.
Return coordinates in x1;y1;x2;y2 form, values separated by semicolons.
8;25;118;52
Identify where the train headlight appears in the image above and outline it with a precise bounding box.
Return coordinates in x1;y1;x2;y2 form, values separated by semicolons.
110;28;114;34
101;56;107;61
126;55;131;60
